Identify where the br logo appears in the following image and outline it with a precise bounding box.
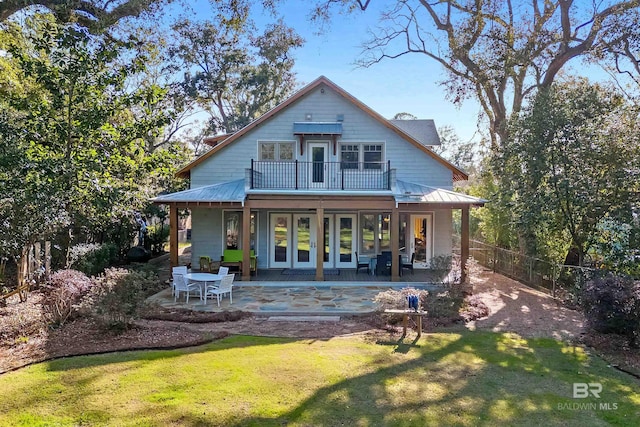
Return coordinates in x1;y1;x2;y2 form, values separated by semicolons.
573;383;602;398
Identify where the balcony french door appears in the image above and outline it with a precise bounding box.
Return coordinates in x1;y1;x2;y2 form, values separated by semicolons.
309;142;328;188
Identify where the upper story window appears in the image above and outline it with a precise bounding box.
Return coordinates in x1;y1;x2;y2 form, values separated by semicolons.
259;142;294;161
340;143;384;170
340;144;359;170
364;144;383;169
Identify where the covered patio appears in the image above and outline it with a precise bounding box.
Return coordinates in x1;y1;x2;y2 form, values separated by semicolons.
154;181;485;283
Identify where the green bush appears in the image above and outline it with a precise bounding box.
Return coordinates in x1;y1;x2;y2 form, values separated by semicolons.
582;274;640;347
84;267;160;330
423;283;466;325
146;223;169;255
68;243;118;276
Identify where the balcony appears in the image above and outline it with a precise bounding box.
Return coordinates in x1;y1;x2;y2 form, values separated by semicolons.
247;160;393;191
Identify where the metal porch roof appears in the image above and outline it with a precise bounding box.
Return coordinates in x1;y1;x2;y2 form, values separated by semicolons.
394;180;487;206
151;180;245;204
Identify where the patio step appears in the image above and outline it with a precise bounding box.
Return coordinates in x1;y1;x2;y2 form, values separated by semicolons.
266;315;340;322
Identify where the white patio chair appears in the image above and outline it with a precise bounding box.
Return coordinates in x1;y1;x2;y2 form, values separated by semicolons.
171;266;188;296
204;274;234;306
173;273;201;303
218;266;229;276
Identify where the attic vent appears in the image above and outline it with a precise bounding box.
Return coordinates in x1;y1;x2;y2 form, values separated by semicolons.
336;114;344;122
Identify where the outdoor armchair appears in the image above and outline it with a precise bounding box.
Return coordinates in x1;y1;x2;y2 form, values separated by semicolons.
173;273;201;303
204;273;235;307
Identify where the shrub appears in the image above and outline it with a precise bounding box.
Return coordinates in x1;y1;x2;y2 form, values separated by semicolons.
581;274;640;347
423;284;466;325
146;223;170;255
68;243;118;276
430;254;452;271
374;287;430;324
460;294;490;322
83;267;160;330
40;269;93;326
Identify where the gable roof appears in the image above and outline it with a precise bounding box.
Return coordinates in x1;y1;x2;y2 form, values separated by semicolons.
176;76;468;181
389;119;441;146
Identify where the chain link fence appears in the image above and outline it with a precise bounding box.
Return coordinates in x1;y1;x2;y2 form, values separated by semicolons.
468;239;607;305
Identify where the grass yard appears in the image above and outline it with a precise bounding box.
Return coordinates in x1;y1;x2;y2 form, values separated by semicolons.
0;331;638;426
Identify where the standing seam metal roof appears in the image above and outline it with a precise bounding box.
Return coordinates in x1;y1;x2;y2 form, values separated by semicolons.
151;179;486;206
151;180;245;203
394;180;487;205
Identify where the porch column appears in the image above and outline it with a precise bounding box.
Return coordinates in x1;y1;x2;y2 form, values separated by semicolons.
391;208;400;282
169;203;178;268
461;205;470;284
315;207;324;281
242;205;251;281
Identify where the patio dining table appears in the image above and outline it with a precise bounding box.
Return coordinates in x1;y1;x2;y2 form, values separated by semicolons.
184;273;224;302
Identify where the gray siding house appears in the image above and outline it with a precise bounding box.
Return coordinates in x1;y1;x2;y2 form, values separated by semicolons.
154;76;485;281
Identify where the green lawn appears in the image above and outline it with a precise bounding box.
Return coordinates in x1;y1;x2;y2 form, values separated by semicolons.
0;331;638;426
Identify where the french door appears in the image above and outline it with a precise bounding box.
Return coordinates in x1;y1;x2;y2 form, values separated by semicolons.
334;214;356;268
409;214;433;268
293;214;317;268
308;142;328;189
270;213;291;268
269;213;357;269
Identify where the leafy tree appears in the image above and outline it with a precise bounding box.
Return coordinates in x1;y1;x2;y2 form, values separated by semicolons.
313;0;640;149
433;125;480;173
0;15;183;263
169;13;303;134
0;0;170;32
500;80;640;265
0;0;277;33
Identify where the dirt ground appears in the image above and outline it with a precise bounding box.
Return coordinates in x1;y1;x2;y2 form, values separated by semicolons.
1;269;638;378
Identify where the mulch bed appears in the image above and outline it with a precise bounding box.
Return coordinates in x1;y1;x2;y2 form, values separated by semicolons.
1;286;639;379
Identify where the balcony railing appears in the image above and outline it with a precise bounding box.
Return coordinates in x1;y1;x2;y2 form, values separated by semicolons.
248;160;392;190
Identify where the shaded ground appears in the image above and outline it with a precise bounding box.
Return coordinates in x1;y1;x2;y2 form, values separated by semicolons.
468;269;585;341
1;263;638;378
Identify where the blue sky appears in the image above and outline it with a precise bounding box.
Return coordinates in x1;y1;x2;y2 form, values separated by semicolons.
177;0;483;143
263;2;483;143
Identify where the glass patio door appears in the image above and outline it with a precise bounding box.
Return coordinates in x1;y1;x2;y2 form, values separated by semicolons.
293;214;317;268
335;214;356;268
410;214;433;268
322;216;333;268
270;213;291;268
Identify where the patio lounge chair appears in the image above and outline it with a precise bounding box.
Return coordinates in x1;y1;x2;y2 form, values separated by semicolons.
204;273;234;306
